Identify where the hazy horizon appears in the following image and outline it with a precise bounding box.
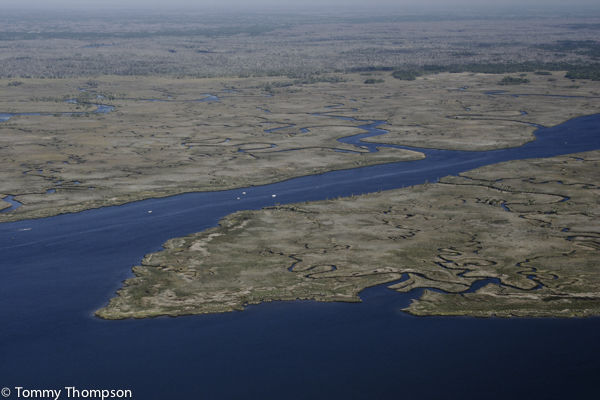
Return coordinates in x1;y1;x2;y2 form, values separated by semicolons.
3;0;600;12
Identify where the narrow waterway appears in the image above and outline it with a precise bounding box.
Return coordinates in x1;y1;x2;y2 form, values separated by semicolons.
1;111;600;400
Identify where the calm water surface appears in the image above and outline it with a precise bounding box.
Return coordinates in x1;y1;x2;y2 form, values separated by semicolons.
2;114;600;399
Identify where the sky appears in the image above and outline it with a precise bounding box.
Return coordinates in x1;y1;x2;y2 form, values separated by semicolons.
4;0;600;11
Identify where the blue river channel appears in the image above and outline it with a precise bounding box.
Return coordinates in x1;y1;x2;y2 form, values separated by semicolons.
1;112;600;399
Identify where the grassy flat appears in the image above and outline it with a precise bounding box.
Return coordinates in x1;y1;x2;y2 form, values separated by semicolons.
96;150;600;319
2;72;599;222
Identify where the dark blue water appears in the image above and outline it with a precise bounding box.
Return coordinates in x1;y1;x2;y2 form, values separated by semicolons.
1;114;600;399
0;196;21;213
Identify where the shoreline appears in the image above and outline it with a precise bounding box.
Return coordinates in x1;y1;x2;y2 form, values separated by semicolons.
3;108;599;225
0;149;424;224
3;72;600;224
95;148;600;319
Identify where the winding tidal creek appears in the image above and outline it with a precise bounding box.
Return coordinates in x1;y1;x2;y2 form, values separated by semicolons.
1;111;600;399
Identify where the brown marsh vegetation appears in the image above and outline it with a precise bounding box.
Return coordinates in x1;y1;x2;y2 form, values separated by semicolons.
2;7;600;318
1;71;599;222
97;150;600;319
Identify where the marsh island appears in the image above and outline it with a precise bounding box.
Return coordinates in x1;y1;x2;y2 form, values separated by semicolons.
1;7;600;319
2;71;599;222
96;148;600;319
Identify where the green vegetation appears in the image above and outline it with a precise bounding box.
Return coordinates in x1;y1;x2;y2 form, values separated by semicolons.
364;78;385;84
565;64;600;80
259;81;293;92
1;11;599;80
391;70;423;81
499;76;530;85
536;40;600;59
7;81;23;86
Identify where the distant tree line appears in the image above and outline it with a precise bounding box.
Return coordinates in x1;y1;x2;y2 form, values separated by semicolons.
535;40;600;59
564;65;600;80
0;26;281;41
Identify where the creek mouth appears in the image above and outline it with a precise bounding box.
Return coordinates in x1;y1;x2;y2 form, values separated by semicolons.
0;196;22;213
2;109;600;400
98;108;598;304
3;110;600;295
